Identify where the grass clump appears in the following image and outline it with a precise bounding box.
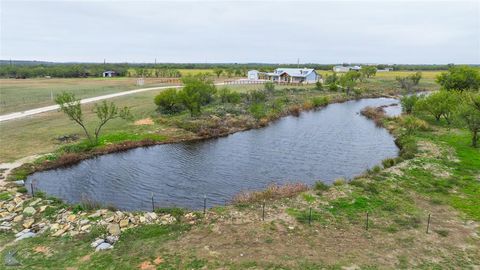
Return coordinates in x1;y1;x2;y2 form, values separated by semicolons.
232;183;308;204
314;181;330;193
333;178;346;186
154;207;185;220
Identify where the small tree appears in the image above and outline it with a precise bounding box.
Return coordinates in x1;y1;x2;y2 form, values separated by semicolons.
315;81;323;91
213;68;223;78
339;71;361;95
437;66;480;92
414;91;458;124
154;88;182;114
55;92;131;144
400;95;419;114
177;75;216;116
361;66;377;79
396;72;422;94
456;93;480;147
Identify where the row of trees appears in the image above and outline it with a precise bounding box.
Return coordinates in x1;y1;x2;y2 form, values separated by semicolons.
401;66;480;147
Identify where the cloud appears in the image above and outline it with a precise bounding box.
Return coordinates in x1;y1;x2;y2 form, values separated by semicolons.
1;0;478;64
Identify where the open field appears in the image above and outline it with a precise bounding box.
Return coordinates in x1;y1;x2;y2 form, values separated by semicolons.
0;71;440;115
0;77;182;114
0;72;440;163
0;110;478;269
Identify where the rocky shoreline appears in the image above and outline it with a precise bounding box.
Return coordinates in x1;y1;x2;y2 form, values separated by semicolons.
0;184;198;251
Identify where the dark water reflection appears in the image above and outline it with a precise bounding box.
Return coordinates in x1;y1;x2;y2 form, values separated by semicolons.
27;98;401;210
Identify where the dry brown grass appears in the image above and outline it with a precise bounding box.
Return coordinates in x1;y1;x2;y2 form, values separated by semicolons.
232;183;309;204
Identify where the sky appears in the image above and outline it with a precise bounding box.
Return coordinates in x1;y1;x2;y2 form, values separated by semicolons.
0;0;479;64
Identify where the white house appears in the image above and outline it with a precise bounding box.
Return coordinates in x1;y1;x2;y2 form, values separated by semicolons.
333;65;362;73
247;68;319;84
102;71;117;77
247;70;260;80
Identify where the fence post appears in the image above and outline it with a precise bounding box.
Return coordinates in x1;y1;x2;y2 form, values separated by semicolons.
308;207;312;225
30;181;35;198
203;194;207;216
426;213;431;234
262;200;265;221
151;192;154;212
366;212;369;230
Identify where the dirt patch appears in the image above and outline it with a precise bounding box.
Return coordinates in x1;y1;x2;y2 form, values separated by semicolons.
138;260;156;270
34;245;53;257
134;118;154;126
79;254;91;262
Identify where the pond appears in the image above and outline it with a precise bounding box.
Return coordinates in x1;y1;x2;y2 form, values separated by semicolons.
26;98;401;210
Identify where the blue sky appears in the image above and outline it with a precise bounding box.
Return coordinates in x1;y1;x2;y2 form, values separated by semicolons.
1;0;479;64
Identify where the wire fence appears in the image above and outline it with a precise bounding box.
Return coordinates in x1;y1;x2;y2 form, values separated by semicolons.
27;181;437;235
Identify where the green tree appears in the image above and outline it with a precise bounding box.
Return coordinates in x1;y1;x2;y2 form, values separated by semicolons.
55;92;131;144
315;81;323;91
437;66;480;92
154;88;182;114
213;68;223;78
360;66;377;79
400;95;419;114
396;72;422;93
339;71;361;95
177;75;216;116
456;93;480;147
415;91;458;124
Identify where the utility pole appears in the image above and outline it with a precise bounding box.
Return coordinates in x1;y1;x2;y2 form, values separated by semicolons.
297;58;300;68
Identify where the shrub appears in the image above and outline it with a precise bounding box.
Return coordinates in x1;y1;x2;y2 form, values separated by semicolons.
353;88;363;98
217;87;241;104
264;81;275;94
315;81;323;91
328;83;339;92
246;90;267;104
314;181;330;193
382;158;396;168
154;88;183;114
249;103;267;120
333;178;346;186
400;95;419;114
399;115;430;134
311;96;329;108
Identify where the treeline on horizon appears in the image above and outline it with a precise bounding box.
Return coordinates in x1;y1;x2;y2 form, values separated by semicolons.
0;60;476;79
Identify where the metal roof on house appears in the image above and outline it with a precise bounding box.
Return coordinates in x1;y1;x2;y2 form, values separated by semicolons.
270;68;316;77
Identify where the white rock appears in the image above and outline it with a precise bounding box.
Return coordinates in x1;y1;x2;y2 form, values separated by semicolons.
95;242;113;251
91;239;105;248
15;232;36;241
23;207;36;216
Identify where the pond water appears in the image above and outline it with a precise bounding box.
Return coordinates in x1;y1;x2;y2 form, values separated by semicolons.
26;98;401;210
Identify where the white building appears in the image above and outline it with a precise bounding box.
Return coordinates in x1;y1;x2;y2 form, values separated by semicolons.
247;68;319;84
333;65;362;73
102;71;117;77
247;70;260;80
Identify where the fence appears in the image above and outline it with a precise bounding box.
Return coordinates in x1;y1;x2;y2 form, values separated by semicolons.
27;181;438;235
223;80;311;87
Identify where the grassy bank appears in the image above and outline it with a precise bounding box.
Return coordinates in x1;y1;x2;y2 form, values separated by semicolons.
1;105;478;269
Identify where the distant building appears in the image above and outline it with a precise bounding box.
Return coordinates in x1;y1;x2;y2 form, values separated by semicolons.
377;67;394;72
247;68;320;84
102;71;117;77
248;70;260;80
333;65;362;73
